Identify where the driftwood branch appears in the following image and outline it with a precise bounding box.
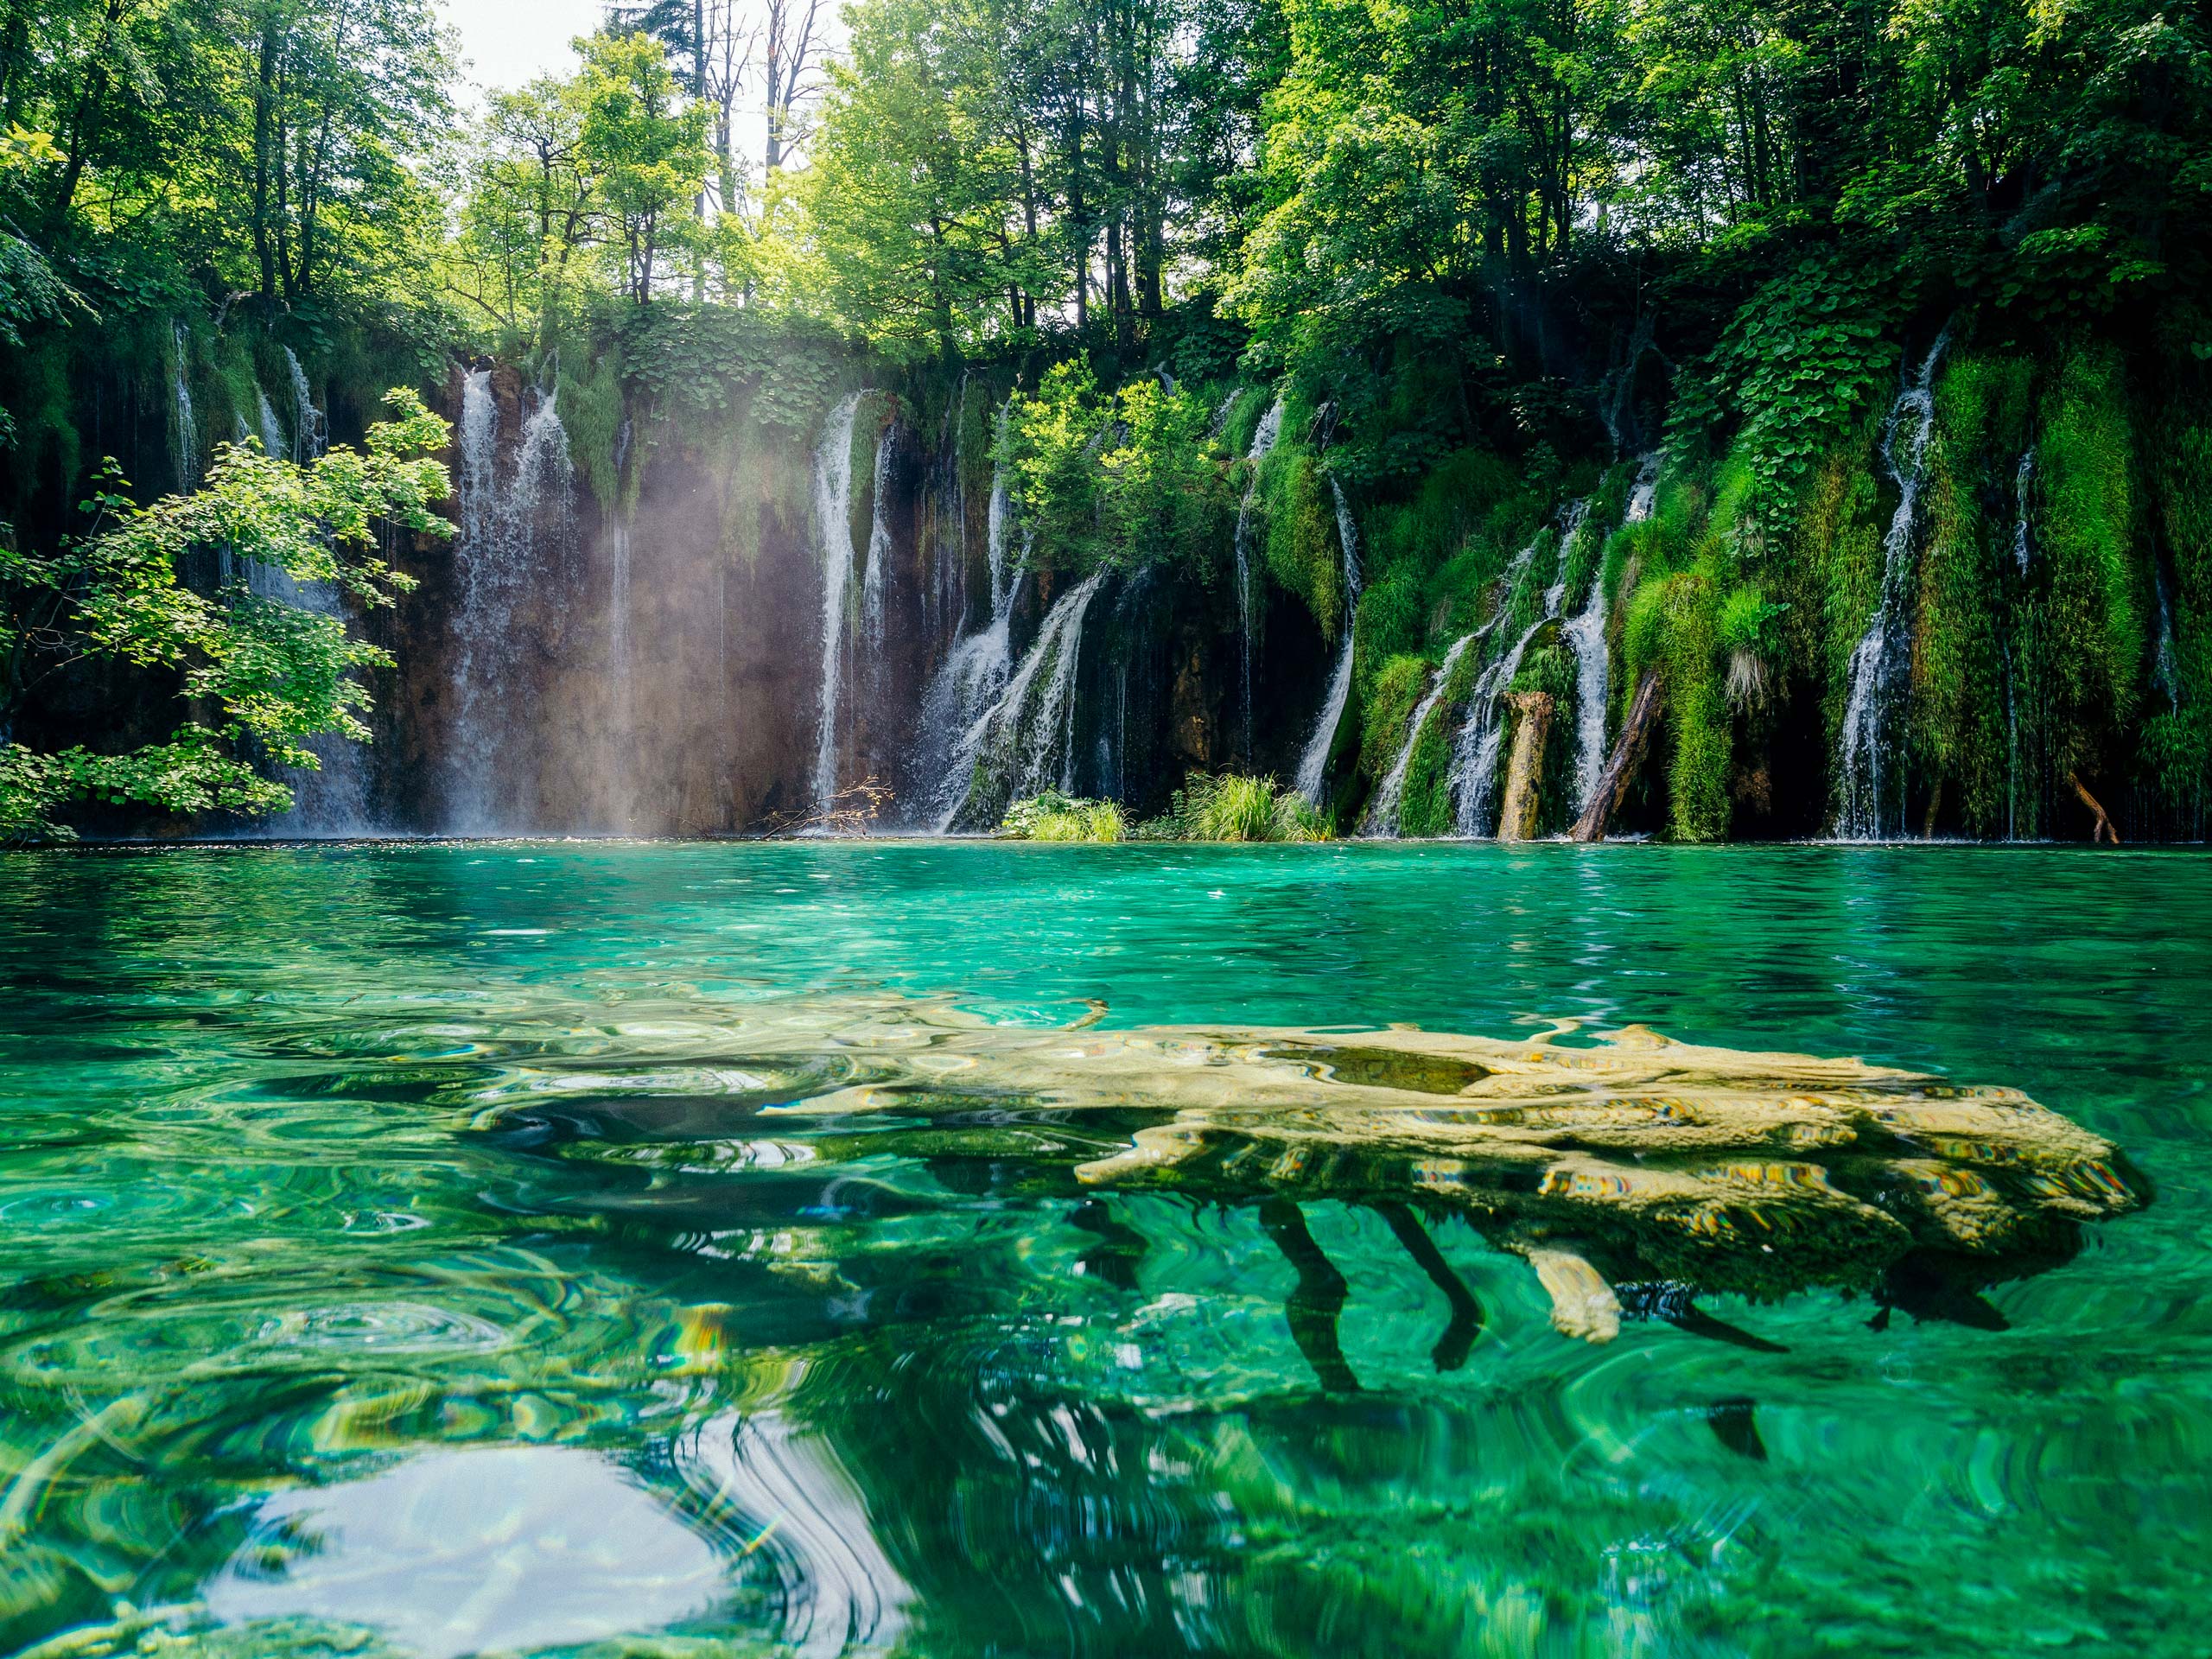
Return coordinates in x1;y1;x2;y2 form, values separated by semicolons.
2068;772;2120;845
1569;672;1662;842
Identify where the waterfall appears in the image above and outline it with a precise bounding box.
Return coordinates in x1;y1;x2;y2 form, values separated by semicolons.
1446;619;1551;836
608;515;633;721
930;372;970;649
256;389;287;459
444;372;574;833
1565;459;1653;814
1362;629;1484;836
2012;449;2034;575
1445;509;1586;836
1564;587;1611;818
913;398;1025;827
1837;329;1950;840
944;570;1106;827
810;391;867;817
1233;397;1286;761
862;424;893;647
1625;451;1661;526
284;347;327;462
2154;556;2181;708
1293;474;1363;804
171;324;198;485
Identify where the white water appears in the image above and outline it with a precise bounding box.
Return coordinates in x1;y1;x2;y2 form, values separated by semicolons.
947;569;1106;824
607;516;633;738
1293;474;1364;804
862;424;893;647
171;323;198;485
1837;330;1949;840
2012;449;2034;575
2154;556;2181;707
444;372;574;832
914;398;1027;827
1565;456;1656;812
810;391;867;817
1444;506;1589;836
1362;629;1483;836
256;389;287;459
284;347;327;461
1232;397;1286;760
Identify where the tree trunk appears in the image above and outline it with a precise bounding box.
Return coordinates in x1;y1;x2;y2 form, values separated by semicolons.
1569;672;1662;842
2068;772;2120;845
1498;692;1554;842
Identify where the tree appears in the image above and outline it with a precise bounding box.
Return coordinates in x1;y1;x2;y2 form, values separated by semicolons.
0;390;451;842
575;31;712;303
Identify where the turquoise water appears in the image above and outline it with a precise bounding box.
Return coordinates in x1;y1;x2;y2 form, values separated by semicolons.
0;841;2207;1657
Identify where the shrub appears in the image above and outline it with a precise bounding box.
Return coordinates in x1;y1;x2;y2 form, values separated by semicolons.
1144;772;1332;842
998;791;1126;841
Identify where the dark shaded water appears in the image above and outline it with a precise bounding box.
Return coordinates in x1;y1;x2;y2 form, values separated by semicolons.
1;842;2206;1656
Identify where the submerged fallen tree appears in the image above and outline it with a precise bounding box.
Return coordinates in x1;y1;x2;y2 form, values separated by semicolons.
472;996;2146;1382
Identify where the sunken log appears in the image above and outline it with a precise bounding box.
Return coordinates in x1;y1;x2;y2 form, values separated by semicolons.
1498;691;1555;842
1570;671;1662;842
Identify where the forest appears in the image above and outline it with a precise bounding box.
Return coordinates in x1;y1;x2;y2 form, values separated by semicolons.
1;0;2209;842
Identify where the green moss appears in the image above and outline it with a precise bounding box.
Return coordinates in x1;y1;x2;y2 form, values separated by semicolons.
1258;445;1344;634
2150;410;2211;791
1358;654;1429;786
559;349;630;510
2036;343;2142;773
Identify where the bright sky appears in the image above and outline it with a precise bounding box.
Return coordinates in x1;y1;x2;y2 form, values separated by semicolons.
442;0;605;97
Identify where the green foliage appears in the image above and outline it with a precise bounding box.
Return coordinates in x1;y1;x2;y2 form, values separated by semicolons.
1673;259;1903;544
0;391;452;842
1143;772;1331;841
998;362;1230;575
998;791;1127;840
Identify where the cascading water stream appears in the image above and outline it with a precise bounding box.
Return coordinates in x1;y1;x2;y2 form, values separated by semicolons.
1836;329;1950;840
1361;628;1484;836
2012;449;2035;575
1566;455;1657;813
1445;506;1589;836
171;323;198;486
810;391;867;818
444;372;574;833
1233;397;1286;763
1293;474;1364;804
2154;556;2181;709
944;569;1107;827
862;425;894;647
914;398;1027;827
285;347;327;461
256;389;287;460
